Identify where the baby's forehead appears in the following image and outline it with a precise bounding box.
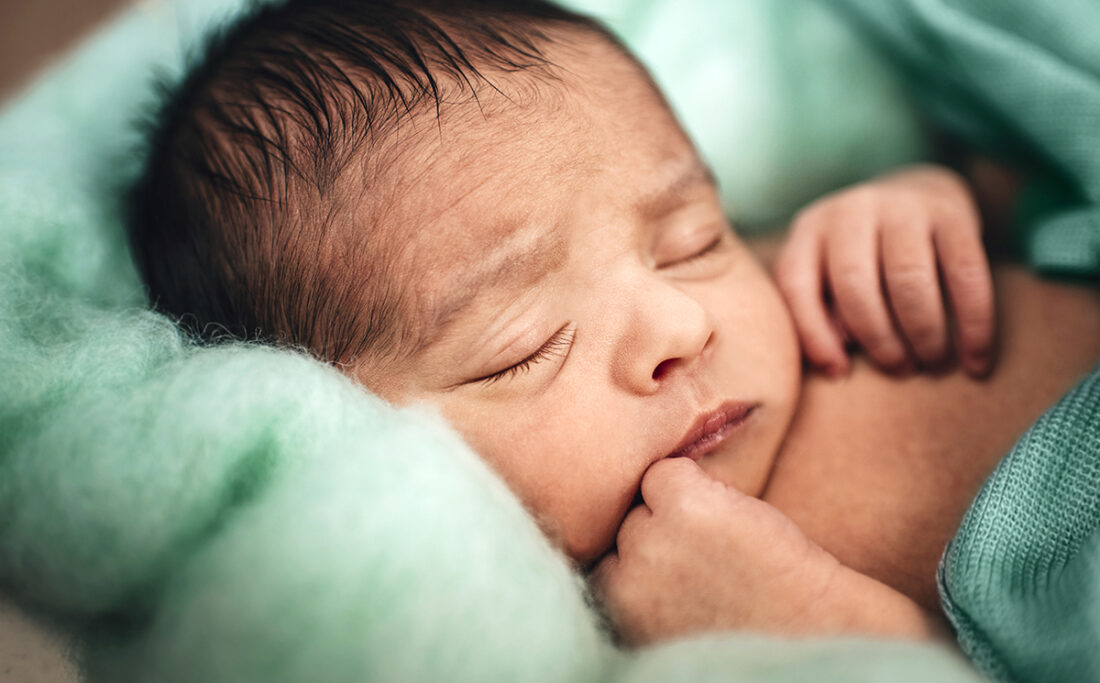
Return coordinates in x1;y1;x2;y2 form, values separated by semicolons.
348;31;696;363
376;42;681;232
385;153;711;365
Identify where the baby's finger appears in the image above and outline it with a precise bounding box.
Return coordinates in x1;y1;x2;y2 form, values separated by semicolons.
934;224;995;376
826;218;911;371
774;225;848;374
588;551;620;599
612;502;652;554
881;219;948;366
587;552;646;645
639;456;709;511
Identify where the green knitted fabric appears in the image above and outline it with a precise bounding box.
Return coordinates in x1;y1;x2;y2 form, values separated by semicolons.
939;367;1100;682
827;0;1100;278
825;1;1100;679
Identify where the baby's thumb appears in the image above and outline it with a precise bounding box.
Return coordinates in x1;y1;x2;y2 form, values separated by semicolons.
586;551;623;615
640;456;710;509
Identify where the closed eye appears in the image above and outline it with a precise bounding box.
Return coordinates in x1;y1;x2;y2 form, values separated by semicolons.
679;233;723;264
659;227;728;270
473;324;575;386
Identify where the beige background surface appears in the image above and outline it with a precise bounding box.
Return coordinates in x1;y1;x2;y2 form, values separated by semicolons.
0;598;77;683
0;0;131;101
2;3;133;679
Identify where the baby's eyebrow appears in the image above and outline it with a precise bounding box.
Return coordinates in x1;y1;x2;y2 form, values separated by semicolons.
415;226;569;353
636;158;718;220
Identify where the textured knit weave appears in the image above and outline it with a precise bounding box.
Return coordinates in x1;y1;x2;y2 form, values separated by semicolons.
829;0;1100;278
939;366;1100;682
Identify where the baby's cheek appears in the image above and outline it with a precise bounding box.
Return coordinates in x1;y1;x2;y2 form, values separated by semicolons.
434;396;632;562
701;275;801;497
525;428;639;563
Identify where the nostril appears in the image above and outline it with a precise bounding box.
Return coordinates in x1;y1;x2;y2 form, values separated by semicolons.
652;358;676;381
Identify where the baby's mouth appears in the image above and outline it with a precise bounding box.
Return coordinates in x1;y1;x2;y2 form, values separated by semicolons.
665;401;757;462
598;401;758;565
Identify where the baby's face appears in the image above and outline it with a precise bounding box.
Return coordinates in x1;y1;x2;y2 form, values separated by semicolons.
357;34;801;564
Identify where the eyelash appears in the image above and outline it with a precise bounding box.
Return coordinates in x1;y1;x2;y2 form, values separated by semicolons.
678;233;724;265
475;324;575;386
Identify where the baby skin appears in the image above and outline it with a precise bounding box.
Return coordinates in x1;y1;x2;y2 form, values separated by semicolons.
358;31;1100;644
592;165;997;643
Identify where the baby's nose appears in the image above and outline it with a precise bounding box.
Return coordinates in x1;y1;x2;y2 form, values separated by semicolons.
614;287;714;395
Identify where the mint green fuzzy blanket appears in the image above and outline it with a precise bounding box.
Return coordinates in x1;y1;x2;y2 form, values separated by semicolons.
828;1;1100;680
1;0;1084;681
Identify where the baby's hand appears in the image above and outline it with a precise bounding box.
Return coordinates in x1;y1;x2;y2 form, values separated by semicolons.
774;165;995;377
589;458;939;645
590;458;844;644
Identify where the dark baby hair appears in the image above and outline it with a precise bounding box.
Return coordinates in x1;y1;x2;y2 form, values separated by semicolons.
128;0;612;366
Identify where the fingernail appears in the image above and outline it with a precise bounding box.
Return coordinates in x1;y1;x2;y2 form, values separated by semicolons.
965;353;991;377
896;358;917;375
827;360;849;379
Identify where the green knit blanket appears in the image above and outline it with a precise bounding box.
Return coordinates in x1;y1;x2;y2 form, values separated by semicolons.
941;367;1100;682
827;1;1100;680
829;0;1100;278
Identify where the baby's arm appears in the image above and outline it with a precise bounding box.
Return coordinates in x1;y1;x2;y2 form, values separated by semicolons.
590;458;940;645
773;165;996;377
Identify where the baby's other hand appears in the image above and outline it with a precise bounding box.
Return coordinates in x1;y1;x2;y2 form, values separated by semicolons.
589;457;845;645
774;165;995;377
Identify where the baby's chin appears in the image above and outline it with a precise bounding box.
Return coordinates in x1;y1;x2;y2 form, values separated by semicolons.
697;406;793;498
562;533;615;571
699;455;771;497
560;500;639;569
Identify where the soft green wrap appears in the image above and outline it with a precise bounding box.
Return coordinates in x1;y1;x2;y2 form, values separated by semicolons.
940;368;1100;683
825;1;1100;680
829;0;1100;278
2;0;1089;680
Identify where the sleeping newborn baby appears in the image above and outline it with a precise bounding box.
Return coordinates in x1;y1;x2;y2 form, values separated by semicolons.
129;0;1100;645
